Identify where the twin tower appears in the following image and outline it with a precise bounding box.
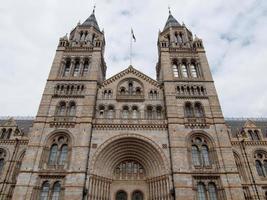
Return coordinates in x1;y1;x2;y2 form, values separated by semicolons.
11;9;244;200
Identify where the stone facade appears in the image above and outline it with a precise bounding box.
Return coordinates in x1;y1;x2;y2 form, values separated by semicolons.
0;9;267;200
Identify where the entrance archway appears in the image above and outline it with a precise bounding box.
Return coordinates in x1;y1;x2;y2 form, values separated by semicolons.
116;191;127;200
89;134;172;200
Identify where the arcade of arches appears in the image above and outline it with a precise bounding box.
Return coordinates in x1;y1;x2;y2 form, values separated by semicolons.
88;136;172;200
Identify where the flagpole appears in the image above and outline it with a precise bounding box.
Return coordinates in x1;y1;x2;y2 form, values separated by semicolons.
130;29;132;66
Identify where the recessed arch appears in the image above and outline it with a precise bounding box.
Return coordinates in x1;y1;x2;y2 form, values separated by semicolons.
90;134;170;178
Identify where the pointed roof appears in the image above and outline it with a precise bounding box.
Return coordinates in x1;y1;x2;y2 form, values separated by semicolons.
164;11;181;30
81;9;100;31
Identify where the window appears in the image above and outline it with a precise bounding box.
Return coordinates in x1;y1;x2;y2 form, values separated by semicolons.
82;60;89;76
48;136;69;167
248;130;260;141
190;64;198;78
114;160;145;180
173;64;179;77
0;150;6;174
0;129;6;139
63;60;71;77
181;64;188;78
40;182;50;200
191;137;211;167
195;102;205;118
132;106;139;119
122;106;129;119
208;183;218;200
51;182;61;200
146;106;153;119
56;102;66;116
68;102;76;116
73;61;80;77
107;105;114;119
156;106;163;119
0;158;4;174
99;105;105;118
185;102;194;117
255;153;267;177
197;183;207;200
132;191;143;200
116;191;127;200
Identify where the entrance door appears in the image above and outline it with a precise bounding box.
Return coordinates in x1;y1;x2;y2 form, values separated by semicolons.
132;191;143;200
116;191;127;200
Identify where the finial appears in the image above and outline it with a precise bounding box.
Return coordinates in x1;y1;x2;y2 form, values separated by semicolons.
93;4;96;14
168;5;171;15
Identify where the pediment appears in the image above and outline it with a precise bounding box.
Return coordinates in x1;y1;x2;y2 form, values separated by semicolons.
243;119;257;128
101;66;161;89
1;117;17;127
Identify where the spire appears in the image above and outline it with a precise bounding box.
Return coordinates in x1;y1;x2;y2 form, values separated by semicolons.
164;9;181;30
81;6;100;31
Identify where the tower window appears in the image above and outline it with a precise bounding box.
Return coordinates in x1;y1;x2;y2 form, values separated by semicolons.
40;181;50;200
254;152;267;177
73;61;80;77
63;60;71;77
173;64;179;77
82;60;89;76
191;137;211;167
181;64;188;78
190;64;198;78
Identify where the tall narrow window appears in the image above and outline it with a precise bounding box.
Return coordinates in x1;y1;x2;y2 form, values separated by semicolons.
190;64;198;78
51;182;61;200
197;183;207;200
82;60;89;76
48;144;58;165
185;102;194;117
57;102;66;116
147;106;153;119
264;160;267;175
63;61;71;77
107;105;114;119
0;129;6;139
132;106;139;119
0;158;4;173
256;160;265;176
40;182;50;200
156;106;162;119
173;64;179;77
202;145;211;166
73;61;80;77
181;64;188;78
68;102;76;116
208;183;218;200
128;82;133;95
122;106;129;119
58;145;68;165
195;103;204;118
192;145;201;166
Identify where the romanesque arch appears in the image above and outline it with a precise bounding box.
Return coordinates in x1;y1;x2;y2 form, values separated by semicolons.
89;134;172;200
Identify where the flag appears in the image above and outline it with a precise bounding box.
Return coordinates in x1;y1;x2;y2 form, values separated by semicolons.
131;28;136;42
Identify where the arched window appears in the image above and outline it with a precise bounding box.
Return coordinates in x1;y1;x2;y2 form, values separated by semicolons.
120;87;126;95
156;106;163;119
51;182;61;200
107;105;114;119
146;106;153;119
0;158;4;174
197;182;207;200
249;130;260;141
1;129;6;139
181;64;188;78
190;64;198;78
195;102;205;118
208;183;218;200
122;106;129;119
128;82;133;94
185;102;194;117
82;60;89;76
132;106;139;119
255;153;267;177
202;145;210;166
6;129;12;139
48;144;58;165
114;160;145;180
48;136;69;167
116;191;127;200
132;191;143;200
256;160;265;176
192;145;201;166
73;60;80;77
63;60;71;77
173;64;179;77
191;137;212;167
40;181;50;200
58;145;68;165
57;102;66;116
68;102;76;116
99;105;105;118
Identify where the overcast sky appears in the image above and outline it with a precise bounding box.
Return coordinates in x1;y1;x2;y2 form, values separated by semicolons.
0;0;267;117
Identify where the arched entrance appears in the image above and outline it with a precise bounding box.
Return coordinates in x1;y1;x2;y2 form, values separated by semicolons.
88;134;172;200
